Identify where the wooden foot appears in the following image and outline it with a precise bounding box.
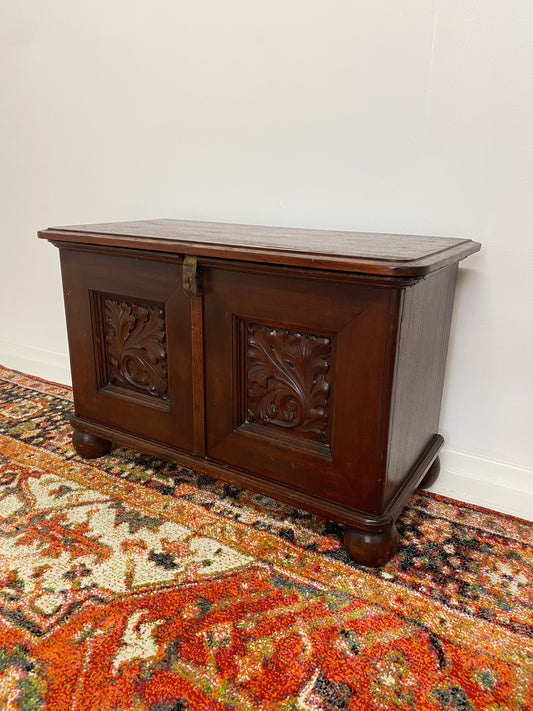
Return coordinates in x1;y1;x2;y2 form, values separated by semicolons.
418;456;440;489
344;521;399;567
72;429;112;459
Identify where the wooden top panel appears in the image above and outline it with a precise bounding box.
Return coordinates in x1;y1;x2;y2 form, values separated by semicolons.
39;218;481;276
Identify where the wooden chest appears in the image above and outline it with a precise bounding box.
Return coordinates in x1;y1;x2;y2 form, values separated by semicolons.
39;219;480;566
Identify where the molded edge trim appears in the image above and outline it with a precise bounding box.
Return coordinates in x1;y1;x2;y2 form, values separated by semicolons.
69;415;442;533
39;226;481;278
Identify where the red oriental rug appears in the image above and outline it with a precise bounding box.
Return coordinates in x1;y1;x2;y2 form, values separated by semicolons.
0;365;532;710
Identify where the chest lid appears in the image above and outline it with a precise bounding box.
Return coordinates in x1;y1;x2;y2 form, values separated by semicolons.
39;218;481;277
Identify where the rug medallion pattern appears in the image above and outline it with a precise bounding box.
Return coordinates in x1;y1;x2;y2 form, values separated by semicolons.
0;365;532;710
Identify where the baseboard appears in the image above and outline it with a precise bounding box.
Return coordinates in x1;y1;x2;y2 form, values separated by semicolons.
429;448;533;521
0;341;71;386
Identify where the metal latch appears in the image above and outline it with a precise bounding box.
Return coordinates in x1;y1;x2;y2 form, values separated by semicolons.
182;255;201;298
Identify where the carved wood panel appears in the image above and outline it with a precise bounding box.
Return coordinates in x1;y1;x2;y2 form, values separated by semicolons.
98;296;169;400
243;322;332;444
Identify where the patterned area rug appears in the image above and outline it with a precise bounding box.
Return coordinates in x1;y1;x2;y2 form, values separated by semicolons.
0;365;532;710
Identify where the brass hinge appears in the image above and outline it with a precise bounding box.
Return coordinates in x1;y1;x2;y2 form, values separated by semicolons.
182;255;201;298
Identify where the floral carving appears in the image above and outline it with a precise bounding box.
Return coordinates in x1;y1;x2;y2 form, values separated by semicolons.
103;298;168;399
245;323;331;443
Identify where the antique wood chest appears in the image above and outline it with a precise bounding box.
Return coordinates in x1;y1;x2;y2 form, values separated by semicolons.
39;219;480;566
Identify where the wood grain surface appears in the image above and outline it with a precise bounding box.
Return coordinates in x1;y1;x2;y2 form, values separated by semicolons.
40;218;481;277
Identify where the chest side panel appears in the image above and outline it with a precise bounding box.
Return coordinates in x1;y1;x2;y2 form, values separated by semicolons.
384;265;459;508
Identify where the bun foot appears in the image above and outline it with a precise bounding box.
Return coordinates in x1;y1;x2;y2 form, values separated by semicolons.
419;456;441;489
344;522;399;567
72;429;112;459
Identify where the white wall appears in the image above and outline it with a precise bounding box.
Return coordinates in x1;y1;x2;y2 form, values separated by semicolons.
1;1;532;517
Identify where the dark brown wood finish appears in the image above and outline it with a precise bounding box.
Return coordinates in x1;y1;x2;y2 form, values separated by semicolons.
59;246;195;451
39;218;480;277
190;293;206;456
203;265;400;514
40;219;480;567
419;456;441;490
71;429;112;459
383;266;459;508
344;522;400;568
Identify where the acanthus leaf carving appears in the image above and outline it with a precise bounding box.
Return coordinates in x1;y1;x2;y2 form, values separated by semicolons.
245;323;331;443
103;297;168;399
